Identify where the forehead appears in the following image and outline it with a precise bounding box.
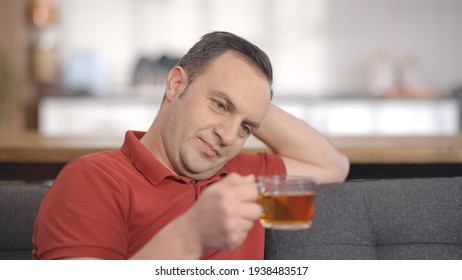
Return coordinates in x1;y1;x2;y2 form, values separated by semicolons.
197;51;271;119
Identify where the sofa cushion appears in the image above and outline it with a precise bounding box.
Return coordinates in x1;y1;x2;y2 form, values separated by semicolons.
0;182;49;260
264;177;462;260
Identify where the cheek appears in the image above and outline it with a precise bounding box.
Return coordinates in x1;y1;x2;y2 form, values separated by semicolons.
188;105;217;129
175;106;212;139
225;138;247;156
183;112;205;133
169;101;196;127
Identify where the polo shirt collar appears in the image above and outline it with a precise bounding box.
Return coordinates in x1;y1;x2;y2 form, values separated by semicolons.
120;131;229;186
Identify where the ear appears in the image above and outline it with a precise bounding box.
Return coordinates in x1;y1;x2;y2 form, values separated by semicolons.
164;66;188;101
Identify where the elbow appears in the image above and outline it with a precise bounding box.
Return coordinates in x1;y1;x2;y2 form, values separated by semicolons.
284;153;350;184
335;153;350;182
323;153;350;184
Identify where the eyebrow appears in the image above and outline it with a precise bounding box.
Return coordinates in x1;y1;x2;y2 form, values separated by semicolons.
211;90;260;130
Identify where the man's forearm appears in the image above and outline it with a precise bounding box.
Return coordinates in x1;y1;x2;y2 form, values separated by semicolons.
129;212;204;260
253;104;349;183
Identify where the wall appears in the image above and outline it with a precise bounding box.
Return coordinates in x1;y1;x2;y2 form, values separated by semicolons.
56;0;462;97
0;0;30;131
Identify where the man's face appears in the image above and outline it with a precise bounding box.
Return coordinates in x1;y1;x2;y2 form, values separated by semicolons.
161;51;271;180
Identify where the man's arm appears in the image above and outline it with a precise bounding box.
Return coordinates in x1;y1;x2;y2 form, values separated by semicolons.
63;174;260;260
130;174;260;259
253;104;350;184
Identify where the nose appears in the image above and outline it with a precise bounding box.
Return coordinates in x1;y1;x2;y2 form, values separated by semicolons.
214;118;241;147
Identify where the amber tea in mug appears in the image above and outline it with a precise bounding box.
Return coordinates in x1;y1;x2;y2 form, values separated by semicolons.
257;175;316;230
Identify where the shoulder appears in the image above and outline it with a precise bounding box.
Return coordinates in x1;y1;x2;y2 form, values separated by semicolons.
70;149;126;167
61;149;131;178
50;149;135;198
225;152;286;176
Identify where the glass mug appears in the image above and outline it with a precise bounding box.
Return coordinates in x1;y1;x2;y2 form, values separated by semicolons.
256;175;316;230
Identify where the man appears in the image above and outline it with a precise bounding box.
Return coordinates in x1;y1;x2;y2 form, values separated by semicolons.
32;31;349;260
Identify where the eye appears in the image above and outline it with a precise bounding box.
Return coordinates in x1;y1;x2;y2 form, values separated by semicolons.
240;123;253;137
211;99;228;113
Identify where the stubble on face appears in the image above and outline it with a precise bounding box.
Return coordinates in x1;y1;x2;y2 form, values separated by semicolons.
161;86;230;179
160;52;271;180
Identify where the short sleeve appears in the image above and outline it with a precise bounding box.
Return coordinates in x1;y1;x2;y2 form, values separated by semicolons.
33;156;130;259
224;153;286;177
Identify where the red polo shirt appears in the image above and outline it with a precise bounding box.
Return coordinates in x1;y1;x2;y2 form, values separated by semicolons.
32;131;286;260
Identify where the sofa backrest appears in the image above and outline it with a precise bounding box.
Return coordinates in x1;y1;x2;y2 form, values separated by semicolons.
2;177;461;260
264;177;462;259
0;182;49;260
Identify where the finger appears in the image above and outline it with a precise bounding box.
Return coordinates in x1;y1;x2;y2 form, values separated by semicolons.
229;183;259;202
236;202;262;221
242;174;255;184
223;173;255;186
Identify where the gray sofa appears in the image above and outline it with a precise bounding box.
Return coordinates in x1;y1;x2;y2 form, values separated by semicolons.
265;177;462;259
0;182;49;260
1;177;461;260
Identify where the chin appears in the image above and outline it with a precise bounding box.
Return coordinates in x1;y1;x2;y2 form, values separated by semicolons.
183;163;223;180
179;150;227;179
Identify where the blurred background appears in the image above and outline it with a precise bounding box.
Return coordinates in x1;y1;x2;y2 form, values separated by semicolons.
1;0;462;136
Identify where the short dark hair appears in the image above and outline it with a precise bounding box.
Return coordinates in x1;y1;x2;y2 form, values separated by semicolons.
177;31;273;98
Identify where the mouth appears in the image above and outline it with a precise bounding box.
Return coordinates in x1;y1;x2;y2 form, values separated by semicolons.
199;137;219;157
